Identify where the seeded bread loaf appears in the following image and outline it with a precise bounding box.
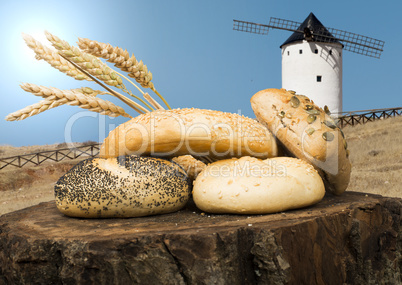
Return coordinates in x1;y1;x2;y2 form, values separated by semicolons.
54;155;190;218
100;108;278;160
251;88;351;195
192;156;325;214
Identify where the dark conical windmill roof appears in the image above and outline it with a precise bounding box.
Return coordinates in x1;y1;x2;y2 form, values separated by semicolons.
280;12;341;47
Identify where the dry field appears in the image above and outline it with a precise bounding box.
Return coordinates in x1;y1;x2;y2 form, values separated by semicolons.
342;115;402;198
0;117;401;216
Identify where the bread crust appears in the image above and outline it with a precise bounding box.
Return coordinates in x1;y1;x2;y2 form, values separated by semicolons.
100;108;278;160
250;88;351;195
54;156;190;218
192;156;325;214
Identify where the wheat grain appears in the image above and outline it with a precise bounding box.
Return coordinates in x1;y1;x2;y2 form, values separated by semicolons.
22;33;91;81
77;38;154;89
14;83;132;119
71;87;111;97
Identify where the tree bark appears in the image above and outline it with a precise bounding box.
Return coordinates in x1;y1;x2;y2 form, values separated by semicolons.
0;192;400;285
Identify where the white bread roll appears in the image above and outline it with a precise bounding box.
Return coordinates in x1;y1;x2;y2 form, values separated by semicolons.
54;155;190;218
250;88;351;195
193;156;325;214
100;108;278;160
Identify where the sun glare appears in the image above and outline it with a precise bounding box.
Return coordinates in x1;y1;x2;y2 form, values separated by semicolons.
19;29;55;67
13;20;69;82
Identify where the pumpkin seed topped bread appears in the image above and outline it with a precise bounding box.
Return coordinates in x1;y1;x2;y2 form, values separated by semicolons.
251;88;351;195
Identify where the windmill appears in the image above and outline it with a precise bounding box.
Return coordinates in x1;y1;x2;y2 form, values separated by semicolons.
233;12;385;114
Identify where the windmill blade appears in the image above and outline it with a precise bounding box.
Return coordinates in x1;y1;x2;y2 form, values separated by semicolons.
268;17;302;32
234;16;385;59
233;20;270;35
233;18;303;35
324;27;385;58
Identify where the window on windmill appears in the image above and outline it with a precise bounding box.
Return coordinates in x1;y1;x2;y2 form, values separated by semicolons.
288;51;290;56
317;75;322;82
314;49;318;54
299;49;303;54
329;50;332;55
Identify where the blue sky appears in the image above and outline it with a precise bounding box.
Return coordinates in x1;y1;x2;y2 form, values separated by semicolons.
0;0;400;147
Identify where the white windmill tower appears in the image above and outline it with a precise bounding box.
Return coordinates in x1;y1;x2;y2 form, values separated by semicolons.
233;12;384;114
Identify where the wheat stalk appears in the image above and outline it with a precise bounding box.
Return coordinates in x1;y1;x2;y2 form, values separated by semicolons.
77;38;154;89
45;31;125;89
77;37;171;109
143;93;164;110
13;83;132;119
22;33;91;81
45;31;155;111
60;54;149;114
45;31;123;87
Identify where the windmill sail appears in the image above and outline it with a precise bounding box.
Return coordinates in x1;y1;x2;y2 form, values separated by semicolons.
325;27;384;58
233;20;270;35
233;13;385;58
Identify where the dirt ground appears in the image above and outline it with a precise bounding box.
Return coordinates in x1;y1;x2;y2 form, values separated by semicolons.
0;116;401;216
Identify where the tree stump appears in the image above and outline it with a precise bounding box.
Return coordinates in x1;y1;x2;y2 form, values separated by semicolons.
0;192;401;285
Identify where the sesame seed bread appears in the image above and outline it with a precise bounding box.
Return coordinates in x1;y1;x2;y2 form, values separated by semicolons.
250;88;351;195
99;108;278;160
192;156;325;214
54;155;190;218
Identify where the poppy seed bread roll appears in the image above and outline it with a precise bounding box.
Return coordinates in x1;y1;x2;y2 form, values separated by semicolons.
100;108;278;160
250;88;351;195
192;156;325;214
54;155;190;218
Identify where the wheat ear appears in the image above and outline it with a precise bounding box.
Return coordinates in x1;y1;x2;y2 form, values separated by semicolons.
6;86;125;121
22;33;91;81
77;38;171;109
77;38;154;89
46;31;154;111
17;83;132;118
45;31;123;87
5;99;65;121
60;54;148;114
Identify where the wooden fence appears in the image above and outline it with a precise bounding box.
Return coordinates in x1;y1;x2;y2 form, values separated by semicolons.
0;144;100;170
335;107;402;128
1;106;401;170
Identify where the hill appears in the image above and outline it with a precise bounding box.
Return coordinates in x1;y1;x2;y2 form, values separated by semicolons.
0;116;401;215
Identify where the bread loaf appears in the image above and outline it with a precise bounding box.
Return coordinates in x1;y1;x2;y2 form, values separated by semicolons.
100;108;278;160
250;88;351;195
192;156;325;214
54;155;190;218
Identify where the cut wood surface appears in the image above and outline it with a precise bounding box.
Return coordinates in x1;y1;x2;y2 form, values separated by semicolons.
0;192;400;284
